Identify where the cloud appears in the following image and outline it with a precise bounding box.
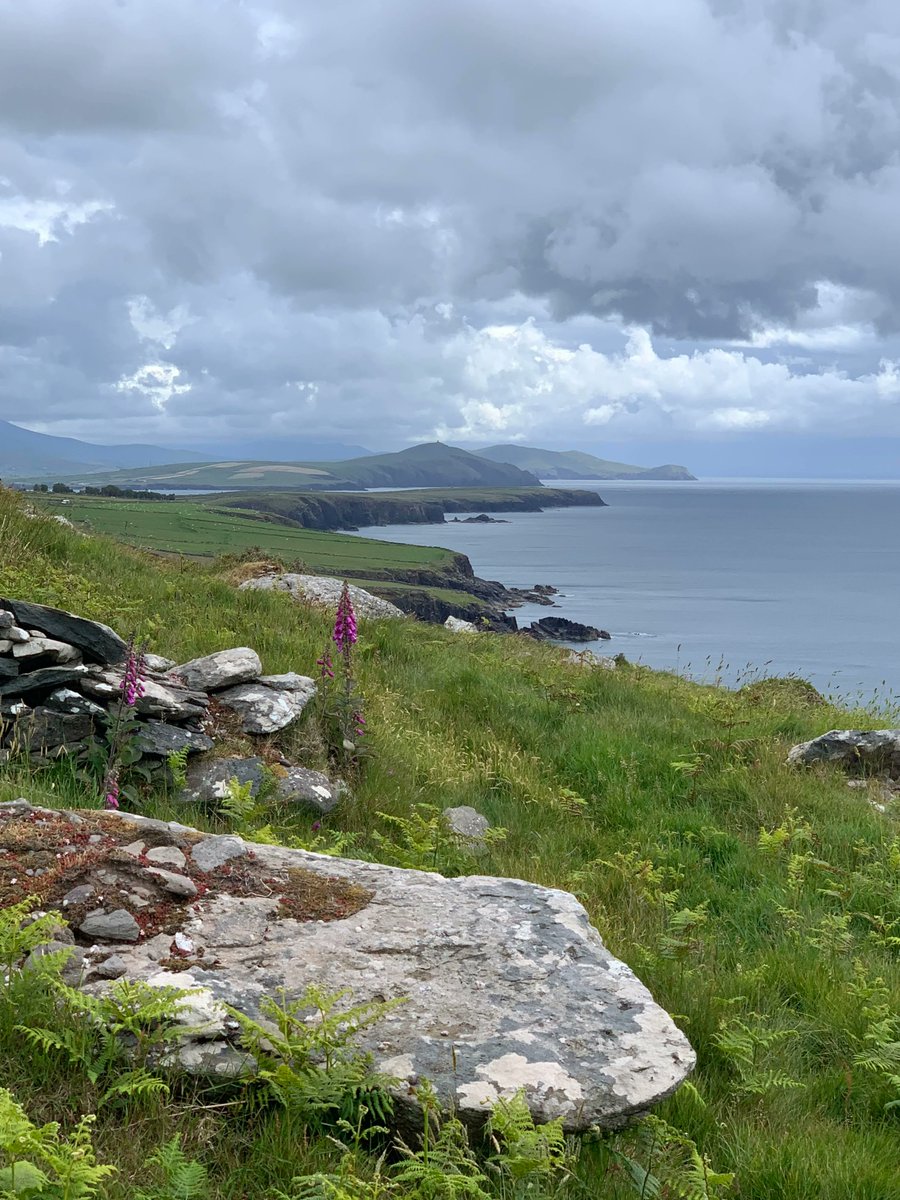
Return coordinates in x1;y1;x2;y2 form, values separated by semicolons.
1;0;900;454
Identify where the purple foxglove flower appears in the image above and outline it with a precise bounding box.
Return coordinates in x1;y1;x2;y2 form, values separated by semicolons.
333;582;358;650
104;771;120;810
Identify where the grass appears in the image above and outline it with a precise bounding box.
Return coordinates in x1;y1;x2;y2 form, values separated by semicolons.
1;487;900;1198
37;495;454;571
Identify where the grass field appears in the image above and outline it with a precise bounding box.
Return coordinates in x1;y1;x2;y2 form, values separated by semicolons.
2;489;899;1199
39;495;455;573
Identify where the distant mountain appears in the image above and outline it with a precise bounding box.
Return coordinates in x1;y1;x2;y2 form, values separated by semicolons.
475;445;696;481
196;438;373;461
0;420;208;478
51;442;541;491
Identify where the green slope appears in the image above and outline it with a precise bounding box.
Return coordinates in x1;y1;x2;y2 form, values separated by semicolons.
48;443;541;491
476;443;696;480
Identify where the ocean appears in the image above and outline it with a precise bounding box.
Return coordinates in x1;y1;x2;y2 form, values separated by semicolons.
354;480;900;705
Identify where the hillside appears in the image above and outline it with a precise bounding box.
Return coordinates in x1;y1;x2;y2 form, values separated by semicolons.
50;442;541;491
1;487;899;1199
0;419;207;477
476;444;696;480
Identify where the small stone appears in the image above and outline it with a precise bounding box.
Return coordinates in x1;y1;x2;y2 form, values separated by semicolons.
216;678;316;734
444;806;492;844
44;688;106;717
79;909;141;943
145;867;197;898
0;610;13;629
277;765;346;814
92;954;128;979
0;639;11;653
62;884;95;907
6;627;30;643
145;845;187;869
133;720;214;758
173;932;195;954
144;653;176;673
12;637;82;664
191;835;247;872
121;841;147;858
444;616;478;634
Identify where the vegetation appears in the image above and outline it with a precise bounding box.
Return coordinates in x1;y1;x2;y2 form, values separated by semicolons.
1;487;900;1198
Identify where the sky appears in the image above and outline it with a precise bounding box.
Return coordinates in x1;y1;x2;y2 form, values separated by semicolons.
3;0;900;474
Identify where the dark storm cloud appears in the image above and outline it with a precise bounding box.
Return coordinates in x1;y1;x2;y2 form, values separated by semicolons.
2;0;900;448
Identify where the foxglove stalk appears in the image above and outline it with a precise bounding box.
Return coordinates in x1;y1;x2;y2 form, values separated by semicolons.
332;582;358;651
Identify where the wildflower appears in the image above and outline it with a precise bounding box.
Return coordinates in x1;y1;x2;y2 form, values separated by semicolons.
332;581;358;651
311;821;322;833
104;771;120;810
316;652;335;680
119;638;147;707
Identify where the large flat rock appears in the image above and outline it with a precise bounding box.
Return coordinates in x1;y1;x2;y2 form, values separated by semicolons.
0;598;127;665
787;729;900;777
41;808;695;1129
240;574;405;621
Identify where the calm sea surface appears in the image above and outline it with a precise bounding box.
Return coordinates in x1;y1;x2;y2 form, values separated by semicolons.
355;480;900;704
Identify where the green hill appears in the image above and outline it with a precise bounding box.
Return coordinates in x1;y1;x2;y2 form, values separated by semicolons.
49;442;540;491
0;418;207;477
476;444;696;480
0;485;898;1200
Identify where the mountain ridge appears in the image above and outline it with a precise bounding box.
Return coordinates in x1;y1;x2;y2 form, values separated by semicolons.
474;444;696;480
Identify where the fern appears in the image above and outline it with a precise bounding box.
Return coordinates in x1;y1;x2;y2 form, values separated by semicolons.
134;1136;209;1200
712;1014;804;1097
612;1116;733;1199
0;896;65;980
0;1086;115;1198
166;746;190;791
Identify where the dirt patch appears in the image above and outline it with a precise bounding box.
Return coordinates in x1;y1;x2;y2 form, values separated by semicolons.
0;808;374;943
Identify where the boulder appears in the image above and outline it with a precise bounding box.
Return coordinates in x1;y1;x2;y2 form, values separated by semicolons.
564;650;617;670
52;808;694;1130
0;598;127;664
787;729;900;778
217;677;316;734
78;908;141;943
179;756;342;813
277;765;345;813
4;707;95;751
240;574;405;621
173;648;262;692
444;616;478;634
143;654;176;673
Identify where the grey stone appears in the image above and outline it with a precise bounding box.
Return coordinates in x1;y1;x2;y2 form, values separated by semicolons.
6;627;30;643
62;884;96;907
444;806;491;843
240;574;405;620
0;665;88;699
81;669;207;721
0;599;127;664
25;941;86;984
0;657;17;679
92;954;128;980
12;637;82;664
258;672;319;690
190;835;248;872
787;729;900;777
564;650;617;670
277;766;345;814
145;867;197;898
144;653;176;673
145;845;187;870
173;648;262;692
45;688;106;717
67;809;693;1131
0;639;12;653
217;678;316;734
0;611;13;629
7;707;95;751
180;756;268;805
79;909;141;943
121;840;147;857
133;720;214;758
444;616;478;634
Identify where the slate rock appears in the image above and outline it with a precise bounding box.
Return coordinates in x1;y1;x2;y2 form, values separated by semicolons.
13;637;82;664
174;648;262;692
527;617;604;643
79;908;141;943
92;954;128;980
0;658;17;679
8;707;95;751
144;653;176;673
0;598;127;664
45;688;107;717
67;810;694;1131
0;665;88;699
134;720;214;758
62;884;96;907
787;729;900;777
180;756;268;804
0;611;12;630
82;669;207;720
217;678;316;734
6;627;30;643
